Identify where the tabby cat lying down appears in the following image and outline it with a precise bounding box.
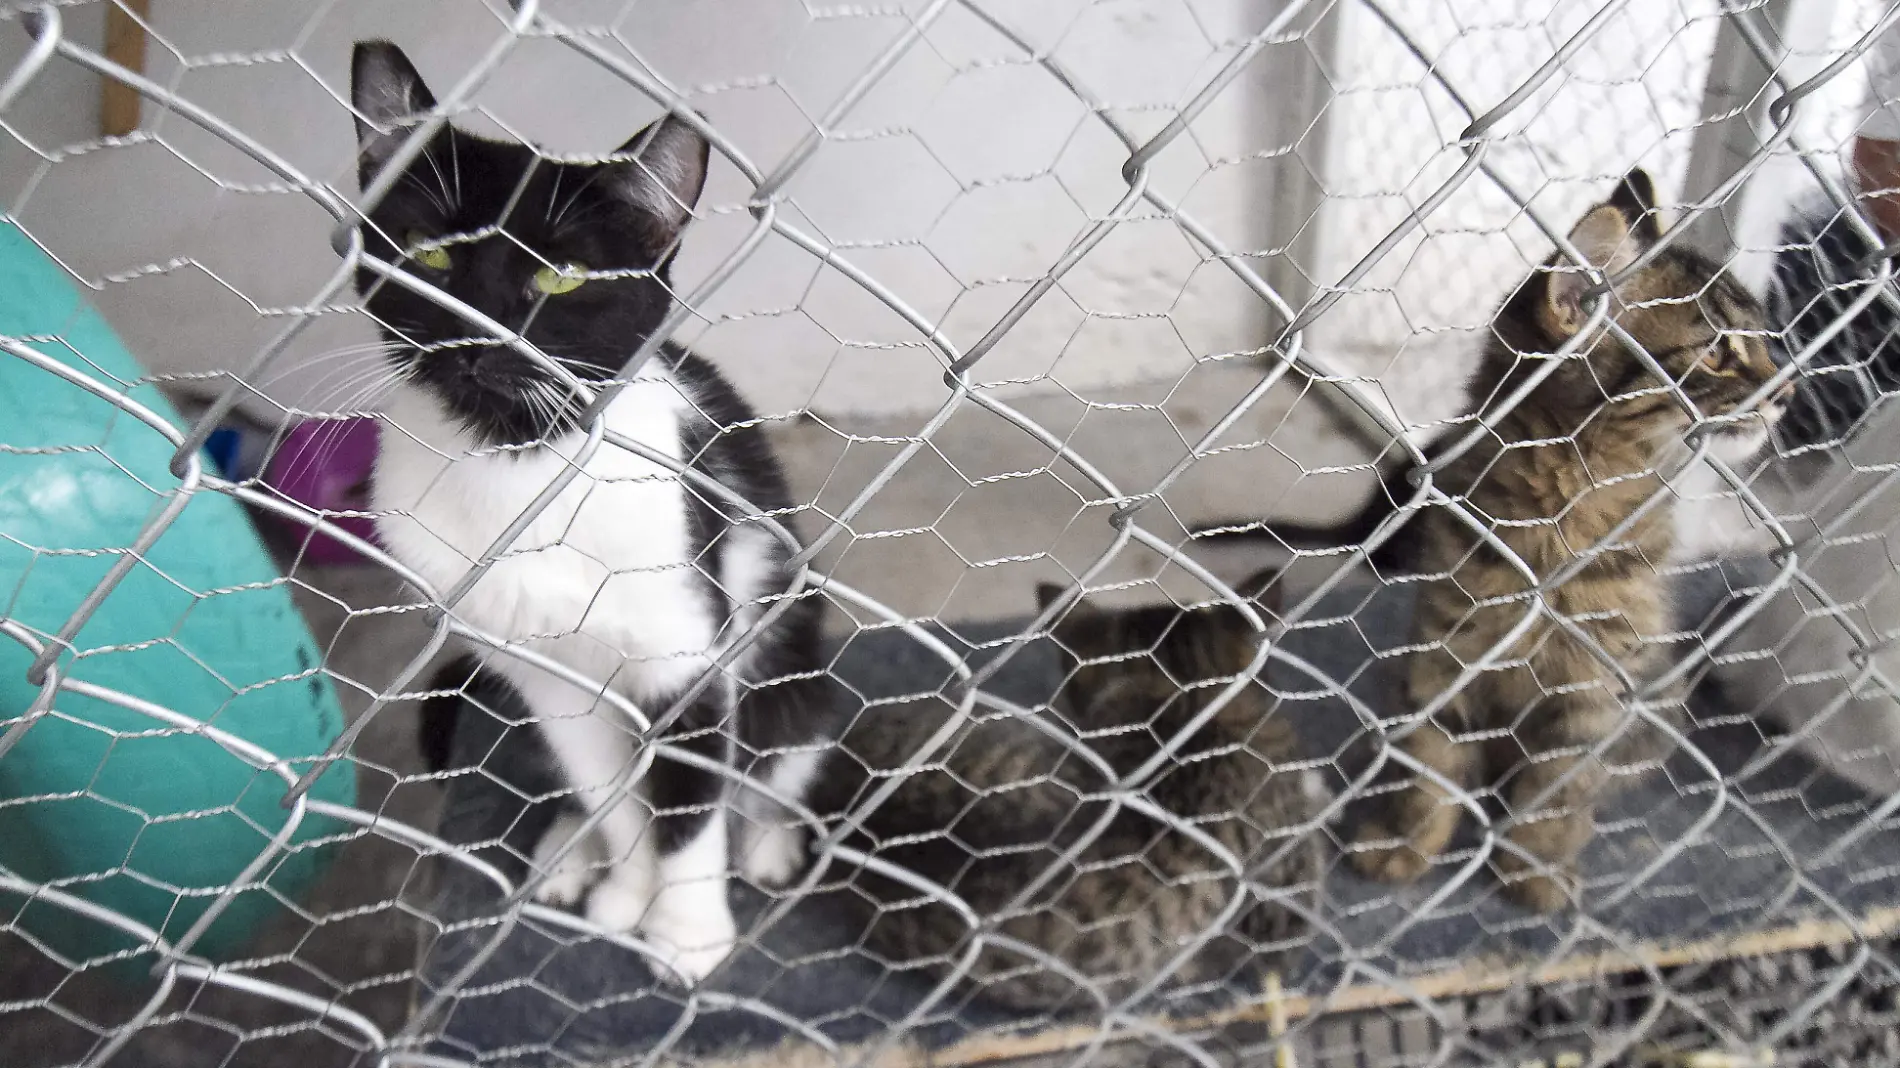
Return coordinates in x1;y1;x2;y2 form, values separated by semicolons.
819;583;1324;1009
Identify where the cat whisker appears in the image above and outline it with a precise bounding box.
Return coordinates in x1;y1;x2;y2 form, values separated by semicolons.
422;143;456;217
291;362;404;425
545;379;582;434
265;343;407;387
400;171;450;217
449;133;463;210
549;198;619;238
279;356;402;420
527;378;570;439
291;343;410;389
268;367;399;499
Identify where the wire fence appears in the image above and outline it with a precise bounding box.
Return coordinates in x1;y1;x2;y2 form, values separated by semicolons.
4;0;1900;1066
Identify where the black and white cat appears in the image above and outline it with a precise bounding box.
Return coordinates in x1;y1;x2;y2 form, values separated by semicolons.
349;42;832;983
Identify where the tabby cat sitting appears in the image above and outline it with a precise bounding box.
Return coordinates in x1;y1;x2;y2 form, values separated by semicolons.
1323;171;1788;910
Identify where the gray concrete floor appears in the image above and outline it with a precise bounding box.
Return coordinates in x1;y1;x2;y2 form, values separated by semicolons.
1;358;1430;1067
782;357;1386;627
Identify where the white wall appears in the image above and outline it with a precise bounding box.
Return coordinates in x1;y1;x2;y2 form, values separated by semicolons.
0;0;1296;423
1298;0;1881;431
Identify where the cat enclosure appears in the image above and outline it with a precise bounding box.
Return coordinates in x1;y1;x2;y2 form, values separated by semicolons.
3;0;1900;1066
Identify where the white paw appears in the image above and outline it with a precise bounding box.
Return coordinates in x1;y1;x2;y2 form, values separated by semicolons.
582;867;658;933
535;866;594;909
654;938;737;987
1301;769;1336;805
531;812;603;908
740;823;807;887
639;890;738;986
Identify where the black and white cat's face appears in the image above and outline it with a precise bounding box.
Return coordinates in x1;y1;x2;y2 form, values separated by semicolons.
349;41;709;446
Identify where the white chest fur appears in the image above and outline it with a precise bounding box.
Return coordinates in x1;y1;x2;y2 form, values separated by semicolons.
371;369;715;702
1664;427;1779;563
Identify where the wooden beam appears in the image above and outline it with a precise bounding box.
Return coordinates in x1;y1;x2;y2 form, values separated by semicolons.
928;903;1900;1066
101;0;152;138
660;903;1900;1067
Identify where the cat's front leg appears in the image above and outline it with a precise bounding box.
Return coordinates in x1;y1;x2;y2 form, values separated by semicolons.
634;698;741;984
736;748;827;887
507;667;661;924
1349;716;1478;885
530;809;605;907
634;810;738;984
1494;690;1626;914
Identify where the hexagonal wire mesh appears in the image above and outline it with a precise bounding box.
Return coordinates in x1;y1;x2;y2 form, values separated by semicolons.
3;0;1900;1066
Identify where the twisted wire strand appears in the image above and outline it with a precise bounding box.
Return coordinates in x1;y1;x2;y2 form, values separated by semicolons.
0;1;1896;1065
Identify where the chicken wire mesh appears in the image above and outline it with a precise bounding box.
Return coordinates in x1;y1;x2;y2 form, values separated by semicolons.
3;0;1900;1066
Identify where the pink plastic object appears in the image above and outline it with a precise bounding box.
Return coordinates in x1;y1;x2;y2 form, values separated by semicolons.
262;418;381;564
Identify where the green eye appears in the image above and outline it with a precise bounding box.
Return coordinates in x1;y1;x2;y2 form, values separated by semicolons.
532;263;588;295
406;231;450;271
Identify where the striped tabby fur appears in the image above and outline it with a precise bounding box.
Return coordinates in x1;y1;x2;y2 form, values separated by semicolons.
821;583;1322;1010
1345;170;1790;911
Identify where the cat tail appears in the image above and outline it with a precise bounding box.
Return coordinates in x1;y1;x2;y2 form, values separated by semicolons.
1192;469;1415;572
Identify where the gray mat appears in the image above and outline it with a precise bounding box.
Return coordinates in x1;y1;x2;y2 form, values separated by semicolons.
416;568;1900;1065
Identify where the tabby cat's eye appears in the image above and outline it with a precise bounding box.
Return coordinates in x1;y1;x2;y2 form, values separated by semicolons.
1702;335;1748;377
406;232;450;271
532;263;588;295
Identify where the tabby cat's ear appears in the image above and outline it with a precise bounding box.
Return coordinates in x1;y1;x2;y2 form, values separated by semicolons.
351;41;437;186
606;114;710;251
1542;202;1643;336
1608;167;1666;243
1543;168;1671;334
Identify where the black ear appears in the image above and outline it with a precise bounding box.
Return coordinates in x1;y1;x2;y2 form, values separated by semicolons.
352;41;437;185
1608;167;1663;243
606;114;710;248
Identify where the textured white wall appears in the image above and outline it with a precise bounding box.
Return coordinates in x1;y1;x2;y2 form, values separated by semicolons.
1297;0;1881;431
12;0;1873;432
0;0;1293;422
